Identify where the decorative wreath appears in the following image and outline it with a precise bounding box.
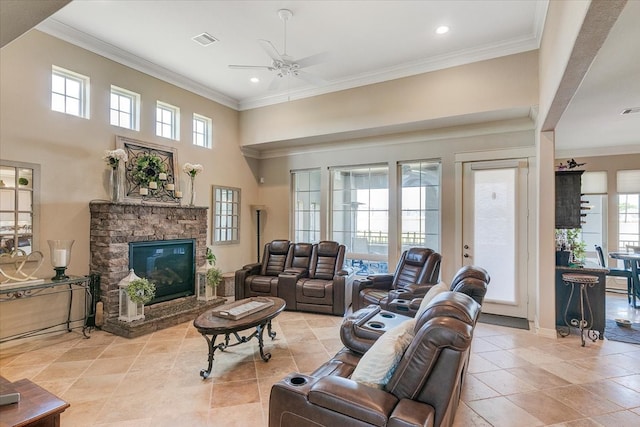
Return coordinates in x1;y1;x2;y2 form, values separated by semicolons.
126;278;156;305
132;154;167;186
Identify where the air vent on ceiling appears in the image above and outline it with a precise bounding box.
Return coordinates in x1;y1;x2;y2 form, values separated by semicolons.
620;107;640;115
192;32;218;47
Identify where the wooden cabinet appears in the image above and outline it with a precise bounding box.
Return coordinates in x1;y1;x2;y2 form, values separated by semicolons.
555;171;583;228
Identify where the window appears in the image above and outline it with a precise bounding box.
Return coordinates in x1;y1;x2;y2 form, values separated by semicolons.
156;101;180;140
292;169;321;243
212;186;240;244
617;170;640;251
110;86;140;130
331;165;389;274
51;66;89;118
400;160;441;253
193;114;212;148
0;161;39;255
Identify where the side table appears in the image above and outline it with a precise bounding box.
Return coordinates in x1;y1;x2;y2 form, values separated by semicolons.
0;376;70;427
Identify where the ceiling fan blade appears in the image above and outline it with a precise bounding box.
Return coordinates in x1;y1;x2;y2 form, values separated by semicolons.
228;64;274;71
295;52;330;69
258;39;283;62
294;70;327;86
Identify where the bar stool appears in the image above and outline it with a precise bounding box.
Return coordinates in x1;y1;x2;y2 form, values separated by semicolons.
560;273;600;346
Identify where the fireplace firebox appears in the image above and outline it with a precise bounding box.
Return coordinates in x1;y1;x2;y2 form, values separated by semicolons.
129;239;195;304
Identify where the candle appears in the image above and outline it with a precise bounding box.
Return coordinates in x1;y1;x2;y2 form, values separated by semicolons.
158;173;167;181
140;187;149;195
175;191;182;198
53;249;67;267
166;183;175;191
148;181;158;189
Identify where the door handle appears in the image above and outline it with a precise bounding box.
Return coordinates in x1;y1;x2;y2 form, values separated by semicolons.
464;245;469;249
463;253;470;258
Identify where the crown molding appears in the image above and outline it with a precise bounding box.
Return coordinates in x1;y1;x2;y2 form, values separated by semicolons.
555;144;640;158
36;20;239;110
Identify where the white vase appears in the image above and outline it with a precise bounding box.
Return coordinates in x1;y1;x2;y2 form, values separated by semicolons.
110;166;122;202
188;175;196;206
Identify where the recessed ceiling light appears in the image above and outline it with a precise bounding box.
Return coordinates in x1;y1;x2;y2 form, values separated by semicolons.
192;32;218;47
250;77;260;83
435;26;450;35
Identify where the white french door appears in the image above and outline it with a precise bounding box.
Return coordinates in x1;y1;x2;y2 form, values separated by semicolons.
462;159;528;318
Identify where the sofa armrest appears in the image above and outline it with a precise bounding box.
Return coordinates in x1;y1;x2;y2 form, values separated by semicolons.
388;398;435;427
403;283;432;298
340;305;382;353
308;376;399;426
234;263;262;300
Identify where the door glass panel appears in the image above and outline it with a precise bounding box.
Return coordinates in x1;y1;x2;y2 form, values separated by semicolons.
473;168;516;304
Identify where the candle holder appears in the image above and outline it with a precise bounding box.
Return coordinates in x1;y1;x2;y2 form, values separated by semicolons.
47;239;74;280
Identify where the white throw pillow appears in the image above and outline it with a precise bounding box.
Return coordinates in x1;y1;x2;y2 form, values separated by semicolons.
350;318;416;389
415;281;449;319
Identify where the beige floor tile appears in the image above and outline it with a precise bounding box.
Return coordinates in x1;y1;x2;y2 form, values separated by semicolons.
86;355;136;376
254;355;297;379
33;359;92;381
506;391;584;424
543;384;625;417
467;353;501;373
579;379;640;408
461;374;501;401
55;345;106;362
538;361;607;384
466;396;544;426
208;402;266;427
211;379;260;408
611;373;640;392
473;369;537;395
477;349;532;369
62;373;125;402
451;402;493;426
60;397;108;427
591;409;640;426
506;365;571;389
98;342;146;359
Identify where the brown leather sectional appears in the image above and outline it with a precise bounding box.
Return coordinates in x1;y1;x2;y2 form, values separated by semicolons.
269;265;490;427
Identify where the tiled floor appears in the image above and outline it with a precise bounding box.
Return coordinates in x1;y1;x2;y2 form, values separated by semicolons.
0;293;638;427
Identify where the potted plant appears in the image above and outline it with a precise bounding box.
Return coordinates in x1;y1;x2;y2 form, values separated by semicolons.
197;248;222;301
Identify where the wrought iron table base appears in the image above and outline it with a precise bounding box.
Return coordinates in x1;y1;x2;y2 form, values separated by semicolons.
199;320;276;379
558;274;599;347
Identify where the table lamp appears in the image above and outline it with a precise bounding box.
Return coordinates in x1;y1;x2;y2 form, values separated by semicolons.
48;239;74;280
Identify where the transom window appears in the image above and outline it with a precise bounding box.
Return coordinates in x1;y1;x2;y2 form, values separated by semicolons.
292;169;321;243
212;186;240;244
51;66;89;118
156;101;180;140
331;165;389;274
110;85;140;130
193;114;212;148
400;160;441;253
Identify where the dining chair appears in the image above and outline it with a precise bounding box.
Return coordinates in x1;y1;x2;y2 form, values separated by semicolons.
595;245;633;304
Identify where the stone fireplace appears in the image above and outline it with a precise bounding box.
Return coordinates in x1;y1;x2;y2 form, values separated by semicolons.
90;201;223;337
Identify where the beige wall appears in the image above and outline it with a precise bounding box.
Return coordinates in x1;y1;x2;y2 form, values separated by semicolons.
240;51;538;147
0;30;259;278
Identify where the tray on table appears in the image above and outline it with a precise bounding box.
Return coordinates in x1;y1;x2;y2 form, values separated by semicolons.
210;297;275;320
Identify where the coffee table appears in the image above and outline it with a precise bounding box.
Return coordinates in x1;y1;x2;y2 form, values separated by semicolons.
193;296;285;379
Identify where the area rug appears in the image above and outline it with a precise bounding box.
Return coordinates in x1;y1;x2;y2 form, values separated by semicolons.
604;319;640;345
478;313;529;330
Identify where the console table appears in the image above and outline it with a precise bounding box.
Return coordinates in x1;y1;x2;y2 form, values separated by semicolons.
0;275;92;343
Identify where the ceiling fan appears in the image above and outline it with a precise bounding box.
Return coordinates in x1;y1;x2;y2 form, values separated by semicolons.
228;9;328;90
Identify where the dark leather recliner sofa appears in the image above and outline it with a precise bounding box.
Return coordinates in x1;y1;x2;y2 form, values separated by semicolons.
235;240;354;316
269;289;482;427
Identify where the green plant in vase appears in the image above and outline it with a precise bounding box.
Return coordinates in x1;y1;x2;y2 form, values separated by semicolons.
566;228;586;264
206;248;223;293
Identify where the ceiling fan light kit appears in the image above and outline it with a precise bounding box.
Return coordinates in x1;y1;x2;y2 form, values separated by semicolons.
228;8;328;91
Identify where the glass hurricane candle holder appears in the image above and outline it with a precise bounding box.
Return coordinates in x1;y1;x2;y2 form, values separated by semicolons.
48;239;74;280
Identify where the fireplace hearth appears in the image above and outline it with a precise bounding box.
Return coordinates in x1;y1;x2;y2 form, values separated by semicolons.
90;201;224;338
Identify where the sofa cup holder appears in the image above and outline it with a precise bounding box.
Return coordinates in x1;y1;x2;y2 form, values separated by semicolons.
367;321;385;329
380;312;395;319
289;376;308;386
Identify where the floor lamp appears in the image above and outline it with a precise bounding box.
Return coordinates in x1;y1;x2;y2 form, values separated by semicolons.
251;205;266;263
